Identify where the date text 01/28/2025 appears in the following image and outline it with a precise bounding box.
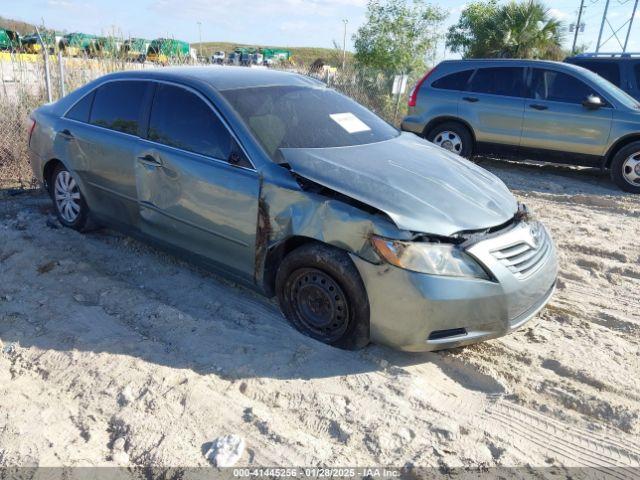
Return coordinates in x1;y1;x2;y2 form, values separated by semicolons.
232;468;401;477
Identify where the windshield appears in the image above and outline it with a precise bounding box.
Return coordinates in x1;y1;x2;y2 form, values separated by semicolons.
576;65;640;109
221;85;399;162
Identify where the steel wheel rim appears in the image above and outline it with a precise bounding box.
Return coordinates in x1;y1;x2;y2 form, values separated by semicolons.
289;268;350;341
433;130;463;154
54;170;81;223
621;153;640;186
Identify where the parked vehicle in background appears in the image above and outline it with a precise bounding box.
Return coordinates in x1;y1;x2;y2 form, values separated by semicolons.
212;51;225;64
121;38;150;62
147;38;191;63
227;52;239;65
402;59;640;193
21;31;62;55
565;53;640;101
0;28;21;51
252;52;263;65
27;67;557;352
59;33;100;57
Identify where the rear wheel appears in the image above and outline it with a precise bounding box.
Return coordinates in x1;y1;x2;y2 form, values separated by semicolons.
610;141;640;193
426;121;473;158
50;164;91;230
275;243;370;350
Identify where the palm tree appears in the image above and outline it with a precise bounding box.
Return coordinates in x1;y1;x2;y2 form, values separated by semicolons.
493;1;565;59
446;0;565;60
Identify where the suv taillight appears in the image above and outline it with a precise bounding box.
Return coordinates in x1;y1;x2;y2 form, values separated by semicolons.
27;117;36;146
408;68;436;107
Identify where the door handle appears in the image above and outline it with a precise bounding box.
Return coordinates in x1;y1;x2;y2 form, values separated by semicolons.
463;96;479;103
137;154;163;167
59;129;74;139
529;104;548;111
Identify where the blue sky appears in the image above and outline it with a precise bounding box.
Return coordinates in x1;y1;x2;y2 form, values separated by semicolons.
4;0;640;59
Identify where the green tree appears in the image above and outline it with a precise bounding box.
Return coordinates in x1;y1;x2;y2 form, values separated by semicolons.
353;0;447;73
446;0;565;60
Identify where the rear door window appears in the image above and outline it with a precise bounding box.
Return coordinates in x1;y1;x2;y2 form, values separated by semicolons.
148;83;233;160
530;69;599;104
89;81;147;135
469;67;525;97
574;61;621;87
431;70;473;91
65;91;95;123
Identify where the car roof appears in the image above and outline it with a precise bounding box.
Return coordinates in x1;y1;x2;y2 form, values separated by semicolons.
434;58;594;76
437;58;567;68
100;66;324;91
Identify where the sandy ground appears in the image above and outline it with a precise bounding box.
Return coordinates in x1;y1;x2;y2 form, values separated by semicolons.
0;159;639;473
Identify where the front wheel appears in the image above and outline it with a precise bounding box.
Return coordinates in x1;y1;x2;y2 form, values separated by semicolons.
610;141;640;193
275;243;370;350
426;121;473;158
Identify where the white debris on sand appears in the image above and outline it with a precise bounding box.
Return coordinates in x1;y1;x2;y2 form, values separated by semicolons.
204;435;245;467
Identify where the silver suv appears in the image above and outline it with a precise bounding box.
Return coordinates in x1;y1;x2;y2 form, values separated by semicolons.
401;59;640;193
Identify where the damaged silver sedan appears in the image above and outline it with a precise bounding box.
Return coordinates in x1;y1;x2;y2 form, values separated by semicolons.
28;67;558;351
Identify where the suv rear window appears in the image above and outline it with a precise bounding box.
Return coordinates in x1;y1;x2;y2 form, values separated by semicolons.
431;70;473;91
89;81;147;135
573;60;621;87
469;67;525;97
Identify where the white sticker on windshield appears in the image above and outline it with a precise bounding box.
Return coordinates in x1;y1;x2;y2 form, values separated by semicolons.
329;112;371;134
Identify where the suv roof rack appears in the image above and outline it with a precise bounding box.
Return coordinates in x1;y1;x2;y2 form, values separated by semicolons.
574;52;640;58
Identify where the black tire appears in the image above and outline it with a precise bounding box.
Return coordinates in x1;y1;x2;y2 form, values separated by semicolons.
275;243;370;350
610;141;640;193
49;164;91;231
426;121;474;158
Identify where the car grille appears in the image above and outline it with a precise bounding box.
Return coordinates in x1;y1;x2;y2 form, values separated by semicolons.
491;224;550;279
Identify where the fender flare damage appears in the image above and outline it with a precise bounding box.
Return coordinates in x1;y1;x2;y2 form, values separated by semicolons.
255;180;411;296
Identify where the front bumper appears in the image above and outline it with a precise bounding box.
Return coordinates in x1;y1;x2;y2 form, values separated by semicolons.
351;222;558;352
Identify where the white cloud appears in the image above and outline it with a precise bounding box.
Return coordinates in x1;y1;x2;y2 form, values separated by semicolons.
548;8;570;21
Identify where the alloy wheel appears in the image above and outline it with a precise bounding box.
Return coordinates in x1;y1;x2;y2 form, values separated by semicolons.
433;130;463;154
621;152;640;186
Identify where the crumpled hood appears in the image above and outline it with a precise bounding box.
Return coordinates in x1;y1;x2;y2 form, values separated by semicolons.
280;132;518;236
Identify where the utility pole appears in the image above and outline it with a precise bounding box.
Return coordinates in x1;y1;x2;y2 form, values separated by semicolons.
571;0;586;54
596;0;610;53
623;0;639;52
197;21;202;58
342;19;348;70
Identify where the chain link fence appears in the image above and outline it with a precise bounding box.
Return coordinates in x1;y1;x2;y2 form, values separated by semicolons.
0;52;414;190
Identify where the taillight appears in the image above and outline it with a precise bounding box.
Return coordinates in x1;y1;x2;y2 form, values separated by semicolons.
408;68;437;107
27;117;36;146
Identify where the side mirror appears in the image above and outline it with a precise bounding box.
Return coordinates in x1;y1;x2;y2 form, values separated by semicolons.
582;94;604;110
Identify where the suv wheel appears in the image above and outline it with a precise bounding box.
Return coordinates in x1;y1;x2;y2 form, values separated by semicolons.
275;243;370;350
426;121;473;158
610;141;640;193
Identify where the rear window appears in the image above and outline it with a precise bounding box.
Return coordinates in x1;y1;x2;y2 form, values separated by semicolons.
65;90;95;123
469;67;525;97
431;70;473;91
221;86;399;161
89;81;147;135
572;60;621;87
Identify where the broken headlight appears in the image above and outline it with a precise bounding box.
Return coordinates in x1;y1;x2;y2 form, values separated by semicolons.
371;236;489;280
